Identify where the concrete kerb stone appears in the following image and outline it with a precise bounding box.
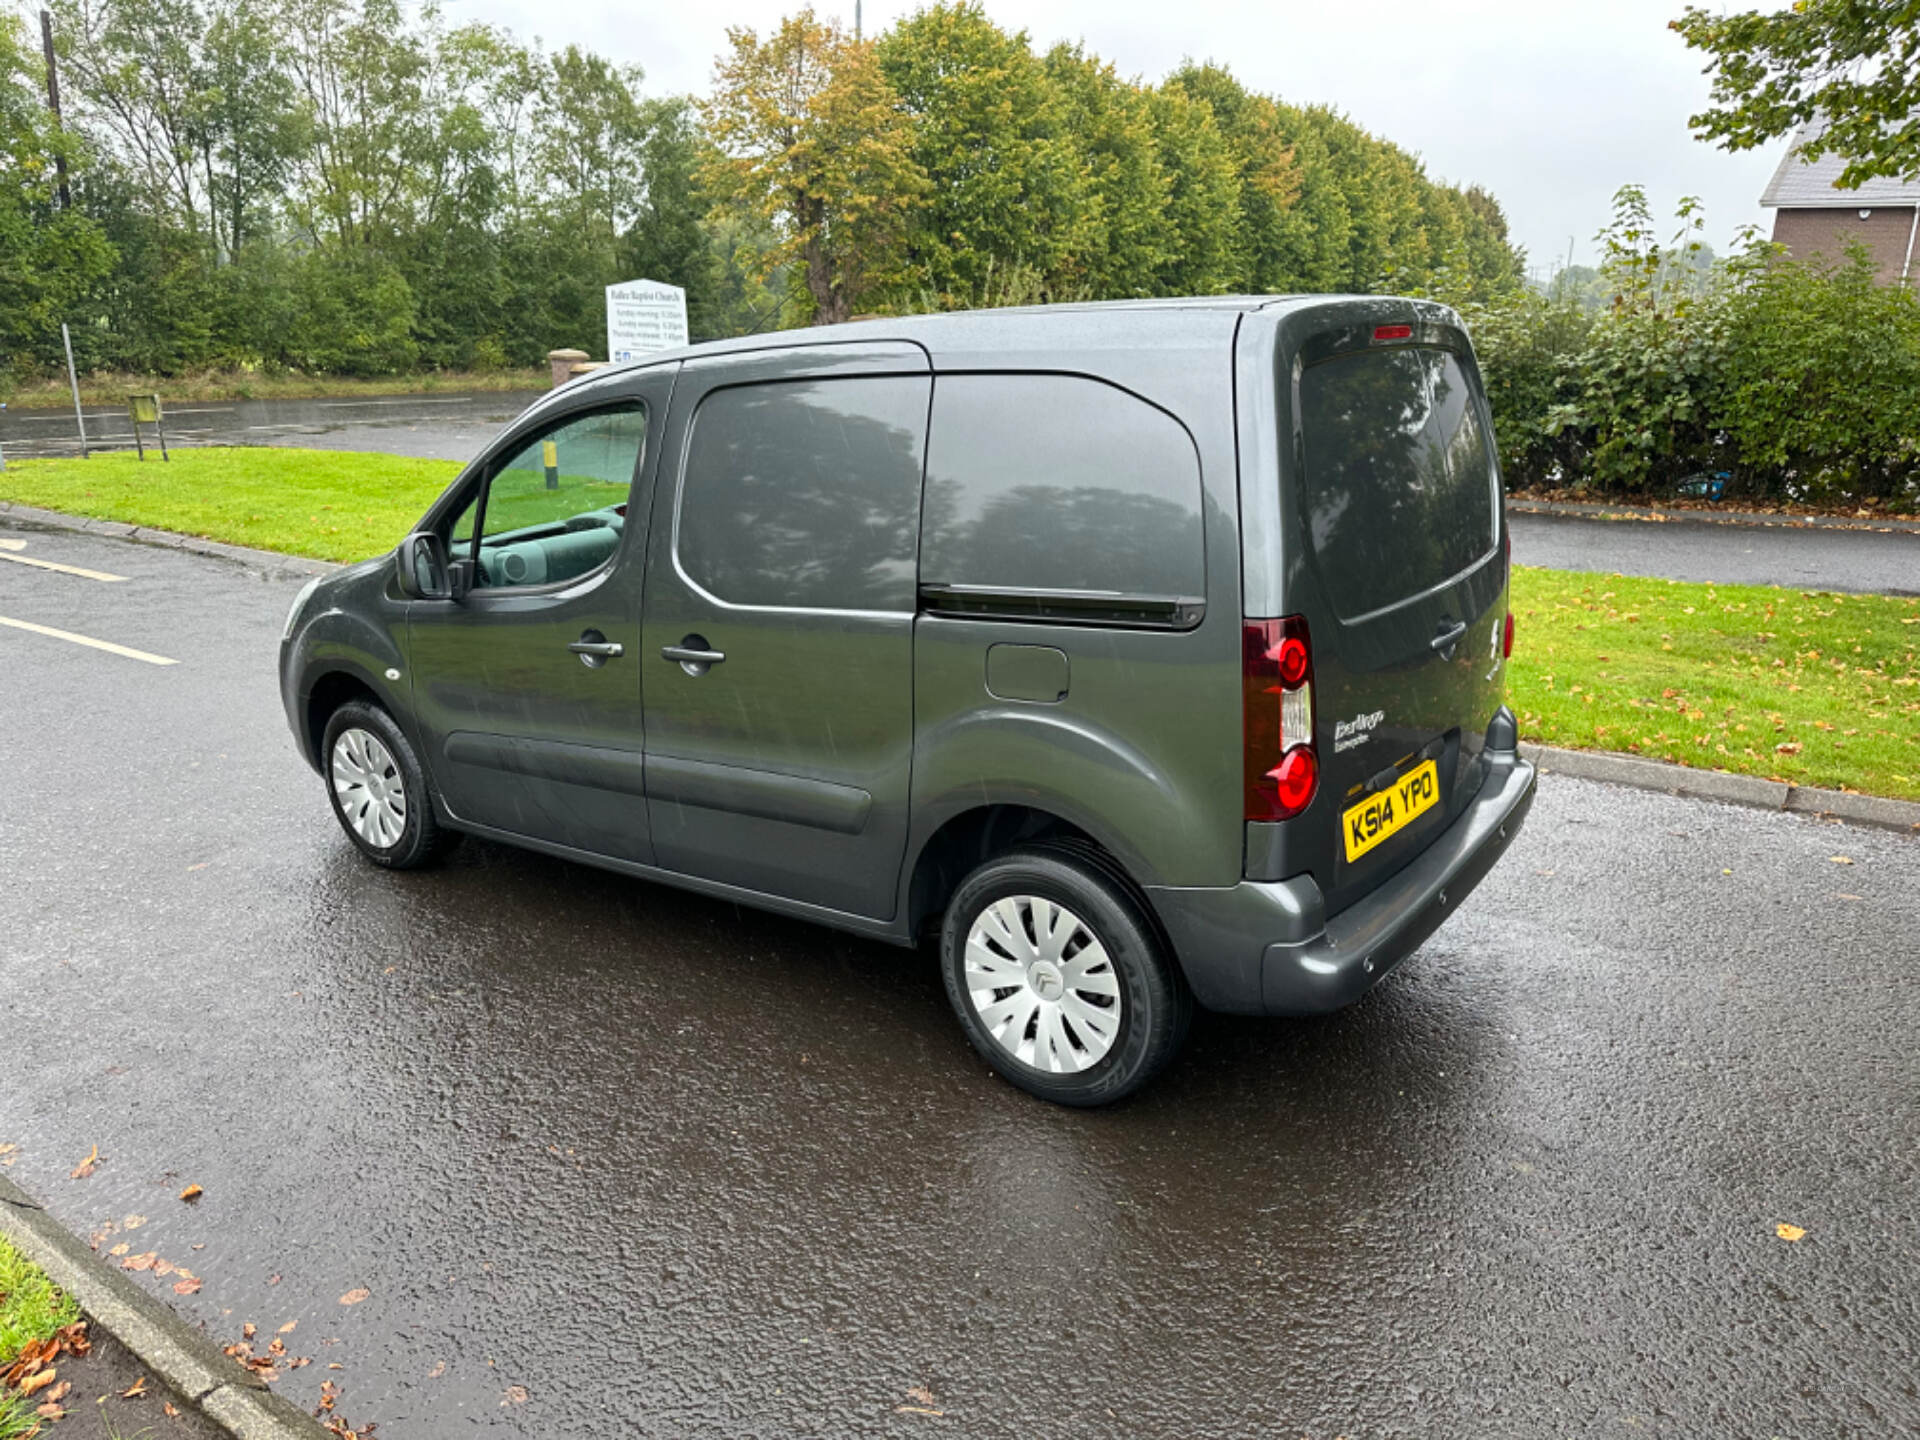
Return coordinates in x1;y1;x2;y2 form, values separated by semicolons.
0;500;340;579
0;1173;333;1440
1522;743;1920;834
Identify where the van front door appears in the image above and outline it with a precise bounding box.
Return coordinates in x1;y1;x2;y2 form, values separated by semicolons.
405;369;676;863
640;344;929;919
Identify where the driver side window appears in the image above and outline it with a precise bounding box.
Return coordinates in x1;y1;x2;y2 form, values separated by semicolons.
460;404;648;590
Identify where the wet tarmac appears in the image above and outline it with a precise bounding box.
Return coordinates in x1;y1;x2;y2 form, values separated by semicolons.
0;392;544;462
1511;510;1920;595
1;521;1917;1437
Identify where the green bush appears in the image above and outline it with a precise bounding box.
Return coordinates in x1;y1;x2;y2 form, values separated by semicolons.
1464;187;1920;509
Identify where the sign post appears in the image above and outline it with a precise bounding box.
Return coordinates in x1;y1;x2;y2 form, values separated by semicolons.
605;279;688;363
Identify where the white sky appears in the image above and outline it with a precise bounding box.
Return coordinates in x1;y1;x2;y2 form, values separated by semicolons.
448;0;1789;274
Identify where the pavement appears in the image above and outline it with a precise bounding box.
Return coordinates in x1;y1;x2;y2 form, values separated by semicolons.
0;392;545;462
1509;508;1918;594
2;519;1917;1437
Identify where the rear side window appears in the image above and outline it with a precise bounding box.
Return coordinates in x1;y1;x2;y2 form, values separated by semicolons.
921;374;1205;600
677;376;929;610
1298;348;1498;620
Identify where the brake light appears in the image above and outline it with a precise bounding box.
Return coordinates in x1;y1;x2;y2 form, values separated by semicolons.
1373;324;1413;342
1244;616;1318;821
1504;611;1515;658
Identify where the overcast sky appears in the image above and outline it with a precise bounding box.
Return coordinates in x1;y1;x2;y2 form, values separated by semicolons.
452;0;1789;274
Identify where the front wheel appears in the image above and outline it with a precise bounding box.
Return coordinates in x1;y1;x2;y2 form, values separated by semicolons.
321;700;457;870
940;846;1191;1107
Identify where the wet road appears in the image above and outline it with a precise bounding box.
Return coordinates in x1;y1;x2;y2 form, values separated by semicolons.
2;520;1917;1437
0;392;543;461
1511;510;1920;595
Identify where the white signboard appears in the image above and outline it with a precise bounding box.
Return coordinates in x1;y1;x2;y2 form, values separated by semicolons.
606;279;689;362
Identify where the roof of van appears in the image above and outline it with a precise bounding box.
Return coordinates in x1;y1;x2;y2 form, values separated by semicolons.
580;294;1438;381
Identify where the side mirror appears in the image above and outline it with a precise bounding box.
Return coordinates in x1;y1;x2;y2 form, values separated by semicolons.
396;531;451;600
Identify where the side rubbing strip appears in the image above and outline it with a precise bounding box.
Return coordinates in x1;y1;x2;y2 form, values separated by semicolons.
443;733;648;796
645;754;872;836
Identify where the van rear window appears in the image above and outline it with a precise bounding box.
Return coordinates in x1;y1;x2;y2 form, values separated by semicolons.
1298;348;1498;620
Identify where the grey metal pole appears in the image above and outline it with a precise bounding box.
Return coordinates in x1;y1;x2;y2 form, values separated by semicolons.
0;403;8;472
61;323;87;458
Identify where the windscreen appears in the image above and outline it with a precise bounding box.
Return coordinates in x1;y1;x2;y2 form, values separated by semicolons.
1298;347;1498;620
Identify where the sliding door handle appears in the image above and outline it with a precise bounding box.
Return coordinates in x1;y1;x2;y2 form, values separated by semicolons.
662;635;725;676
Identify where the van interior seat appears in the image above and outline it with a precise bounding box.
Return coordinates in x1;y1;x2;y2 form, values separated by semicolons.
480;522;620;587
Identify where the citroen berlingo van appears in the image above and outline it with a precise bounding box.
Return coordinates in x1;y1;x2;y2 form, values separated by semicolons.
280;297;1537;1106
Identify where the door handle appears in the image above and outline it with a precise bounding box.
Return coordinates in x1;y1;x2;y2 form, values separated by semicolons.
661;635;725;676
568;631;624;669
1429;619;1469;654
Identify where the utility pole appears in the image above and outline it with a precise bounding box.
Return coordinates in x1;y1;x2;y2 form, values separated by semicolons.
855;0;862;41
40;9;70;211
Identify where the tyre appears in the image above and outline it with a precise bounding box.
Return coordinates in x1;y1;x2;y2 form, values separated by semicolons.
321;700;458;870
940;845;1192;1107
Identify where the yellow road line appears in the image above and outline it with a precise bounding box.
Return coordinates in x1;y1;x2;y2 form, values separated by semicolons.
0;551;128;582
0;614;177;665
0;539;26;552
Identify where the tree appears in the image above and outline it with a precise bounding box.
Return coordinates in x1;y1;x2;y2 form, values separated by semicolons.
702;9;924;323
0;11;113;381
1043;44;1169;298
878;2;1093;302
1673;1;1920;188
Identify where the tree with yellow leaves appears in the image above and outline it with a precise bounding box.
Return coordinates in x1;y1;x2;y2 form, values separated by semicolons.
701;9;927;324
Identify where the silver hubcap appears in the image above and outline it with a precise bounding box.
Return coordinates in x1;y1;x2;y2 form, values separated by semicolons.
331;728;407;849
963;895;1122;1074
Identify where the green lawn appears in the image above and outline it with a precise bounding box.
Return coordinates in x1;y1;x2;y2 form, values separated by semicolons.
4;449;1916;800
0;448;461;563
0;1236;79;1439
1509;567;1920;801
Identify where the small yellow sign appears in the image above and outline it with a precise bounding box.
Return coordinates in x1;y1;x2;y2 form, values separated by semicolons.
542;440;558;469
128;393;162;424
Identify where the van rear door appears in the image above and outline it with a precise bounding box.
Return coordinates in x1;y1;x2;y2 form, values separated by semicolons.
1281;326;1509;915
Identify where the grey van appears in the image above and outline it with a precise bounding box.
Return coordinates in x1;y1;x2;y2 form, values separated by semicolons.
279;297;1536;1106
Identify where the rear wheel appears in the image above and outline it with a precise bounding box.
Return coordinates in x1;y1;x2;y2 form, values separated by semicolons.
321;700;457;869
940;846;1190;1107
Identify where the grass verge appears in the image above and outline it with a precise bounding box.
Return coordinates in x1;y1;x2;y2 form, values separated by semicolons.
3;367;547;411
0;447;461;564
1;1236;79;1439
1509;567;1920;801
2;449;1916;800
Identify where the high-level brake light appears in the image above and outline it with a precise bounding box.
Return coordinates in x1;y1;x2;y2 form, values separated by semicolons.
1373;324;1413;342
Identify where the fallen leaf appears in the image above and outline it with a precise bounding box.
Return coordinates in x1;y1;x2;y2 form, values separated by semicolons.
243;1323;257;1341
123;1215;147;1230
427;1362;446;1379
20;1369;58;1397
44;1384;69;1404
152;1258;175;1277
501;1386;528;1406
174;1277;203;1295
1776;1222;1807;1242
165;1403;179;1418
338;1288;370;1307
123;1375;148;1399
1774;741;1801;755
109;1243;130;1257
36;1401;65;1419
179;1184;203;1203
1830;856;1854;865
122;1251;158;1272
905;1386;936;1406
278;1322;298;1335
69;1146;99;1179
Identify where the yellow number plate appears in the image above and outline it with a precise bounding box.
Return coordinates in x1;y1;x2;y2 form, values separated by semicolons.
1341;760;1441;863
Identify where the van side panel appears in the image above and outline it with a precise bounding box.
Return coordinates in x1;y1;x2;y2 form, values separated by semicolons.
903;317;1247;908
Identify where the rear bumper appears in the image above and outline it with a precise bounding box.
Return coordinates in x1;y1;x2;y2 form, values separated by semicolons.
1147;724;1537;1017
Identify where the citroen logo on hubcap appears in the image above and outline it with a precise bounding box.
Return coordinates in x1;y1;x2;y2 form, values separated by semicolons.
1028;961;1064;1001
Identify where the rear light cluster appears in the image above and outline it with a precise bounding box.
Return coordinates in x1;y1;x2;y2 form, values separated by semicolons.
1243;616;1318;821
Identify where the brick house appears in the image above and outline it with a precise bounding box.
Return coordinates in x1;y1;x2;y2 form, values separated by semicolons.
1760;121;1920;283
